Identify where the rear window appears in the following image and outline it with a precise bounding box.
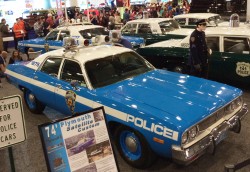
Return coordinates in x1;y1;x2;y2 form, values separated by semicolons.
79;28;108;39
159;20;180;34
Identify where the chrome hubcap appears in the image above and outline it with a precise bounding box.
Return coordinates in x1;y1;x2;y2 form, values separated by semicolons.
125;136;137;153
28;94;35;103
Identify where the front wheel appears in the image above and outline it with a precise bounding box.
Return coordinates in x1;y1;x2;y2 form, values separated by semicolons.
114;125;157;169
24;89;45;114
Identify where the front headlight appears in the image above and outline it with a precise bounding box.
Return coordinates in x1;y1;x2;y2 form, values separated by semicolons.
234;96;243;108
224;104;234;114
189;126;198;138
225;96;243;114
182;132;188;144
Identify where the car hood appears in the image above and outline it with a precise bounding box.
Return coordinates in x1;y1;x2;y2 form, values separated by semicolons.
103;70;241;125
168;28;193;36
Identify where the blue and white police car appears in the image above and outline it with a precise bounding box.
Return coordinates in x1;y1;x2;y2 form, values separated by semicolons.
6;39;248;168
18;23;145;54
18;24;110;54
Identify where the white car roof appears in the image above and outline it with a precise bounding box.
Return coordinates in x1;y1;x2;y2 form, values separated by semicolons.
126;18;174;24
54;24;103;31
205;26;250;36
174;13;220;19
27;45;133;70
145;26;250;48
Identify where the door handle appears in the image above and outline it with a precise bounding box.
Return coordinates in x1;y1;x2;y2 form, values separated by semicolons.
221;56;231;61
34;76;38;79
56;84;62;89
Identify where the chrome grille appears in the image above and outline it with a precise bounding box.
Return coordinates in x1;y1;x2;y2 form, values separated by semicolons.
198;109;225;131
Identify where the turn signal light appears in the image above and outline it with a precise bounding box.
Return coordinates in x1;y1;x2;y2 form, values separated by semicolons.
84;40;89;46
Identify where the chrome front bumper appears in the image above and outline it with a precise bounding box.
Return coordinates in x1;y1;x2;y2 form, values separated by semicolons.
172;103;248;165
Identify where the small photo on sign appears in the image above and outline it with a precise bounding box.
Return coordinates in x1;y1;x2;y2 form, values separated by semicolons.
86;140;113;163
65;130;96;156
93;110;104;122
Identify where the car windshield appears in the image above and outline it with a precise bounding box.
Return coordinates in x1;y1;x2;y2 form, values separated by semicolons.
207;15;224;25
79;28;108;39
159;20;180;34
85;52;153;88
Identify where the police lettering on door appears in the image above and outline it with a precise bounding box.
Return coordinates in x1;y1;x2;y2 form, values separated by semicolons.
126;114;179;141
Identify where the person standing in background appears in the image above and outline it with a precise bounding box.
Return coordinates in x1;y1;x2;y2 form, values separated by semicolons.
19;17;28;40
34;18;44;37
46;13;54;31
0;19;9;52
108;12;115;30
188;19;210;78
41;16;50;37
13;18;26;50
0;51;8;88
123;9;130;24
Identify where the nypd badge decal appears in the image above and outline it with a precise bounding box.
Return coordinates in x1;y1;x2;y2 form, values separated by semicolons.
236;62;250;77
65;90;76;114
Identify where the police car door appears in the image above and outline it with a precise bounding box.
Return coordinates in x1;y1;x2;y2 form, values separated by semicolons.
54;59;93;115
35;57;63;107
221;36;250;84
206;36;223;80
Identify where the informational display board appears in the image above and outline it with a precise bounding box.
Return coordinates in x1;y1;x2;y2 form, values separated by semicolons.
0;95;27;149
39;107;119;172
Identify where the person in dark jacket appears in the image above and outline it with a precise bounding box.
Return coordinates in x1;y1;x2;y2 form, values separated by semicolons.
188;19;211;78
0;18;10;52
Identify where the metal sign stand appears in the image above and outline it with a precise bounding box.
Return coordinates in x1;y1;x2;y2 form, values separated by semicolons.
8;147;15;172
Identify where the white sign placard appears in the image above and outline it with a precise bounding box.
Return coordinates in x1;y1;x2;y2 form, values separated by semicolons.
0;95;27;149
39;107;119;172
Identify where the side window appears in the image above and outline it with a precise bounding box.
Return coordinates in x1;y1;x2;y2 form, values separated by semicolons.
206;37;219;52
121;24;137;34
138;24;152;34
224;37;250;54
46;31;60;40
40;57;62;77
175;18;186;25
60;60;86;87
189;18;199;25
58;31;70;41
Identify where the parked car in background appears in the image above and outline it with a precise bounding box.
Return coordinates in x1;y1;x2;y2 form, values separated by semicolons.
137;26;250;86
6;40;248;168
173;13;225;28
18;24;110;54
18;23;144;54
121;18;193;45
173;13;248;28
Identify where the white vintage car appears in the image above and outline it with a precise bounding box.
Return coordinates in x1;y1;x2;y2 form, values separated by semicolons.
18;24;110;54
121;18;193;45
137;25;250;86
173;13;247;28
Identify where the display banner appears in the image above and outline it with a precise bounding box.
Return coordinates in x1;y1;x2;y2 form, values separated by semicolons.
38;107;119;172
0;95;27;149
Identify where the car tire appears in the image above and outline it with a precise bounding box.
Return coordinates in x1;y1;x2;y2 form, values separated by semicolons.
24;88;45;114
114;125;157;169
